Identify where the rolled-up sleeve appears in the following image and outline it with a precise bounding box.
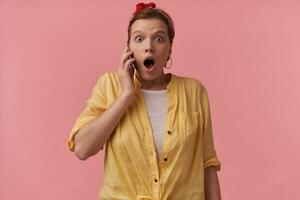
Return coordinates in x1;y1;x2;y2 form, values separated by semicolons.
67;72;108;152
201;87;221;171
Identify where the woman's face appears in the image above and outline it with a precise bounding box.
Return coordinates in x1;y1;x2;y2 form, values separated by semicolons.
129;18;171;81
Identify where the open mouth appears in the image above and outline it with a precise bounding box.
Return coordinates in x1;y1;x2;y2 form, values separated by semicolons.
143;58;155;71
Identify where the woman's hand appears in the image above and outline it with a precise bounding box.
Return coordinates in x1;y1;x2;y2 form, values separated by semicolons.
118;46;136;99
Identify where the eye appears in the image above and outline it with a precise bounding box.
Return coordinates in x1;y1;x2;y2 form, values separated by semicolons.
135;35;143;43
155;36;165;43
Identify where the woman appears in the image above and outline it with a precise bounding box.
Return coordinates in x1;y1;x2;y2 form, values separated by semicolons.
67;2;222;200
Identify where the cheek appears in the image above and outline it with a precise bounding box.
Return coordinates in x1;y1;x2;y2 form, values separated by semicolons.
161;45;171;55
159;51;169;60
129;44;141;54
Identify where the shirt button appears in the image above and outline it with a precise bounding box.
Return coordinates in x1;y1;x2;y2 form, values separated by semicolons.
167;130;172;135
164;157;168;161
154;178;158;183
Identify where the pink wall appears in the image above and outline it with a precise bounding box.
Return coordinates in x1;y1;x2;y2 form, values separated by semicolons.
1;1;300;199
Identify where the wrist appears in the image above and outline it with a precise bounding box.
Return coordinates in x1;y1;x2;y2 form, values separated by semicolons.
120;91;135;104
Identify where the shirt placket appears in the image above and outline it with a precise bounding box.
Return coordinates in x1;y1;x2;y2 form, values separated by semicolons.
137;90;160;200
134;72;175;200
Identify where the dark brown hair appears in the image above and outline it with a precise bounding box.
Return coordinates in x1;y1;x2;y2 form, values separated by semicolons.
127;8;175;47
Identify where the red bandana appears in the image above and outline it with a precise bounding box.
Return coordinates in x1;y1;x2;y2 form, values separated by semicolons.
133;2;156;16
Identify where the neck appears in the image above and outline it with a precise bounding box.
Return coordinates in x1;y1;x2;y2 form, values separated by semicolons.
139;73;171;90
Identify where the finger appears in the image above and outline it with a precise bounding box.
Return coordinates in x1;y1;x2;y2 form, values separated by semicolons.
123;50;133;59
120;47;129;62
121;51;133;66
124;57;135;70
123;46;129;53
124;57;135;72
122;46;131;58
119;47;128;69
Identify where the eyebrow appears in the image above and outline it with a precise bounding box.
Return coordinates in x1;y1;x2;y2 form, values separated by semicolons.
132;30;166;36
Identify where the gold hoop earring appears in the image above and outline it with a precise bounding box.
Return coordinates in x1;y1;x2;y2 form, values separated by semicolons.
165;57;172;69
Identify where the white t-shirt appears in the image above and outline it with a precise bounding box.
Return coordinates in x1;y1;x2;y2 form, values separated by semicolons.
141;88;168;160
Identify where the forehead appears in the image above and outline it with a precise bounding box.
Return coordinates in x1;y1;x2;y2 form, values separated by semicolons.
131;18;168;34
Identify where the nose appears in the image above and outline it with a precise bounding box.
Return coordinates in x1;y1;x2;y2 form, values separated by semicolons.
144;39;154;53
145;48;153;53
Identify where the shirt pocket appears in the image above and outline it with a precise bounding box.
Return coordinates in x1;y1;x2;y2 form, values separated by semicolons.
178;111;201;143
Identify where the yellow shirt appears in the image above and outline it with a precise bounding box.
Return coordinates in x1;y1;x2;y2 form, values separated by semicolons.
67;70;221;200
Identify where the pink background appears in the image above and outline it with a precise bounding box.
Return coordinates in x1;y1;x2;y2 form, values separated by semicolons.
1;0;300;199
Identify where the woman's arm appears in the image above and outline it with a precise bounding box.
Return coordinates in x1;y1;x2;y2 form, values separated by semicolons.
204;166;222;200
74;92;134;160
